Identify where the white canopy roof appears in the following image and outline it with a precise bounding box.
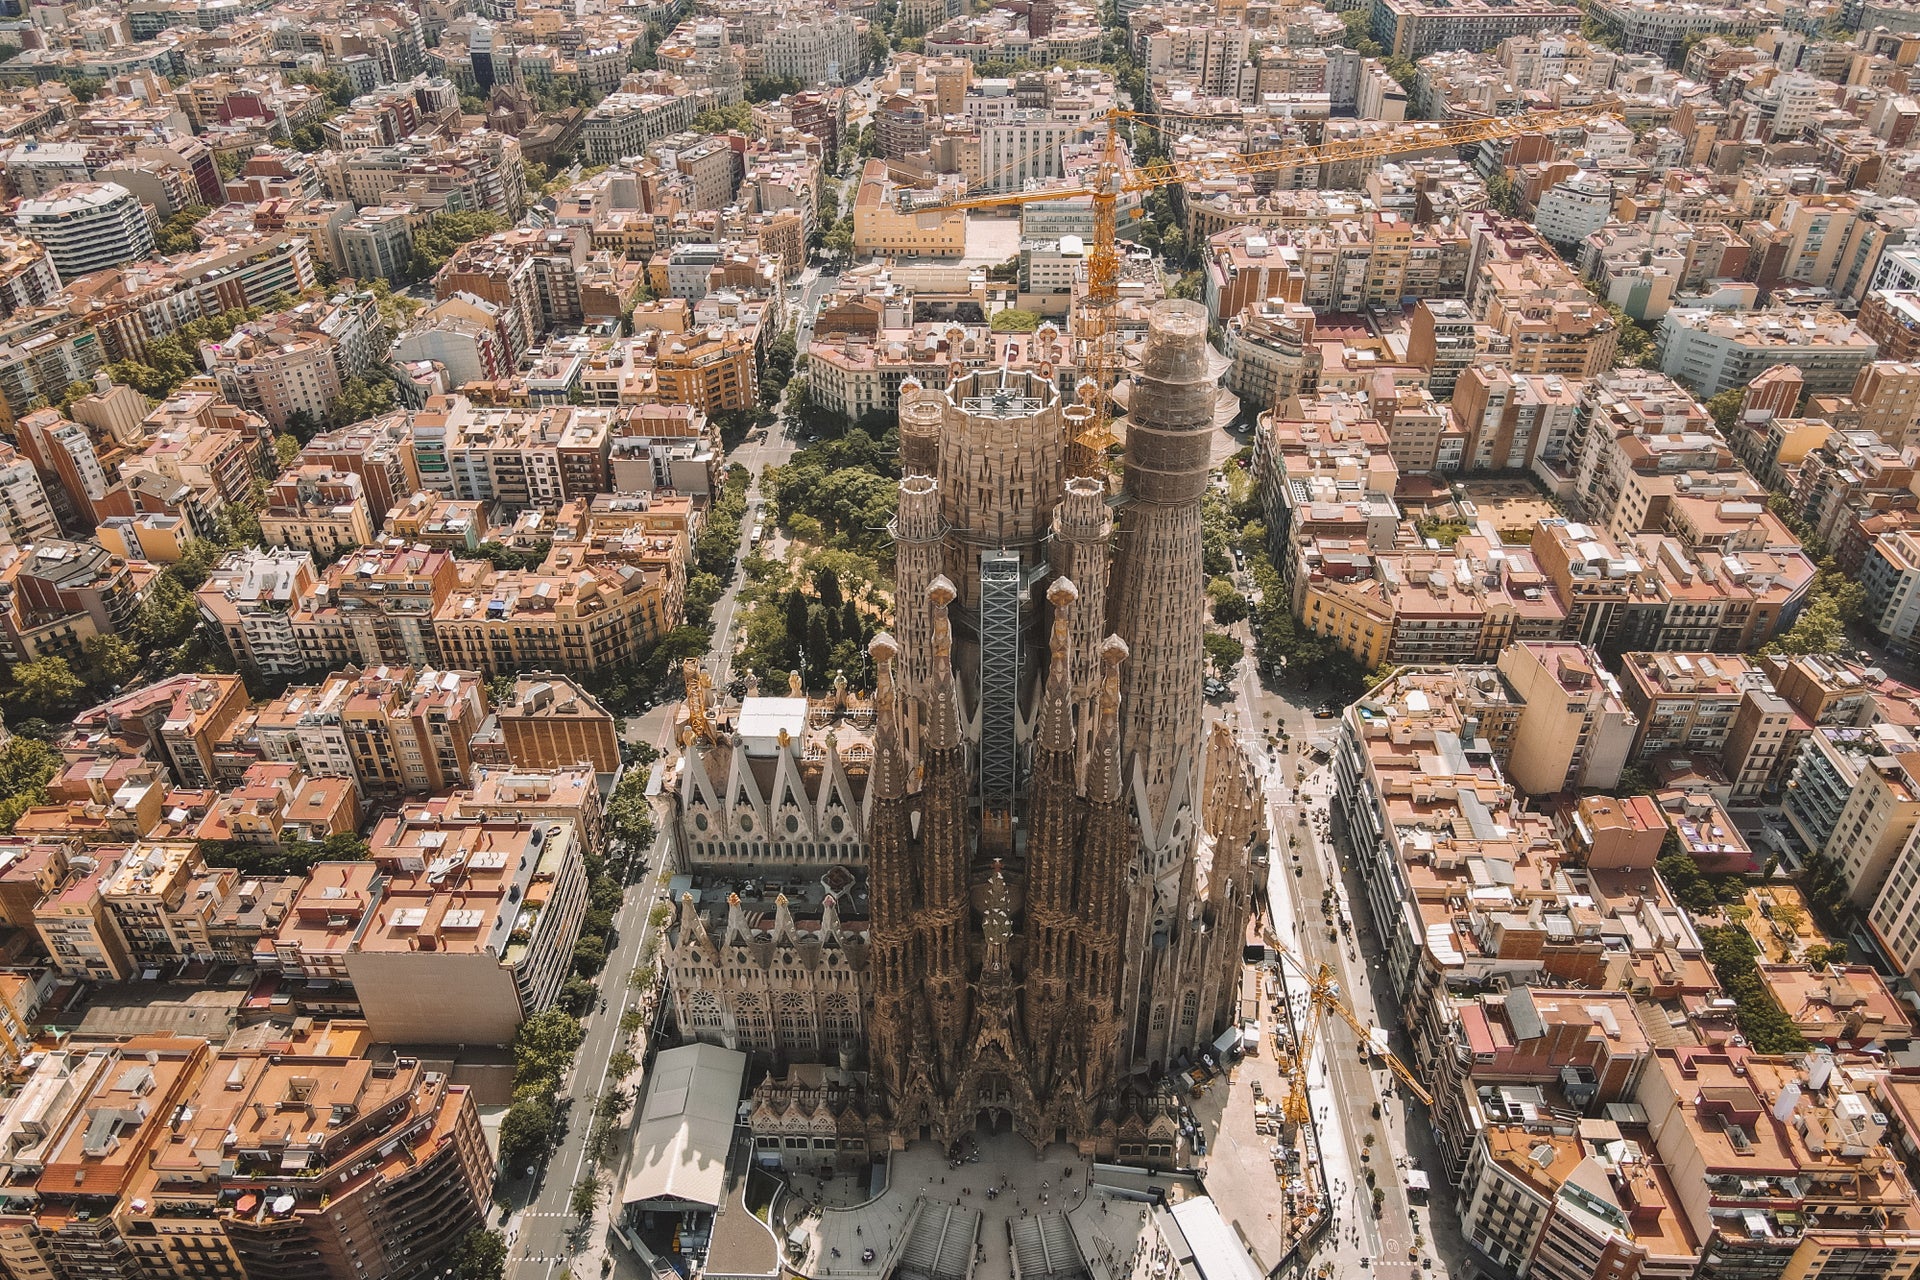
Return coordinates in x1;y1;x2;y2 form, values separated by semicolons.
620;1043;747;1211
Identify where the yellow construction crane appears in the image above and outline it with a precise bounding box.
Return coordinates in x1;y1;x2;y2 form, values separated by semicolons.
926;105;1615;471
1273;940;1434;1109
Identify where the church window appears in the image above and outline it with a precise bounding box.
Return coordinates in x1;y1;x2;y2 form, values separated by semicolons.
1180;992;1199;1035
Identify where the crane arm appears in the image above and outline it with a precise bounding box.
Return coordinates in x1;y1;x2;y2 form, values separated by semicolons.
1317;989;1434;1107
1172;105;1616;192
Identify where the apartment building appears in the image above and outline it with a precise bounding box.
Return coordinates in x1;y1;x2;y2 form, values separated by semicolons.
582;90;701;165
1253;408;1400;583
301;417;421;519
852;160;967;258
1586;0;1772;62
1632;1048;1920;1280
1369;0;1582;59
1659;308;1881;399
472;674;623;774
320;133;528;221
259;464;377;560
1863;529;1920;654
244;665;485;799
323;541;462;672
142;1045;493;1280
1449;366;1581;475
1617;651;1756;763
33;861;137;981
96;839;227;966
383;492;490;552
195;548;322;679
265;861;382;988
1782;723;1920;905
436;225;588;337
1225;306;1324;427
346;813;588;1044
1331;669;1572;1003
61;233;319;366
0;440;56;545
410;395;614;509
69;673;248;788
1848;360;1920;454
1493;641;1637;796
200;291;383;430
13;182;155;281
1458;1118;1697;1280
433;558;679;676
210;760;361;848
0;538;153;664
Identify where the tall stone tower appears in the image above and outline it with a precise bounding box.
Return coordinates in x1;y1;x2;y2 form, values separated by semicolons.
863;301;1261;1154
1110;300;1214;848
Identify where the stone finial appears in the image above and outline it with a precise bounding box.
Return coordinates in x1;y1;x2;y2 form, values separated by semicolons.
927;575;957;664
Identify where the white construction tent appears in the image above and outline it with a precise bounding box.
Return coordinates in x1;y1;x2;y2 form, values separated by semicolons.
621;1042;748;1215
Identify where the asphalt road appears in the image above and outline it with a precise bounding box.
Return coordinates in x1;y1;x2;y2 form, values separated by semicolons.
1227;637;1464;1279
508;817;673;1278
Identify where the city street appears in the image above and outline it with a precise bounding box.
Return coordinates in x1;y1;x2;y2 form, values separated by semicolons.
505;815;673;1280
1228;658;1469;1280
703;399;806;693
503;396;820;1278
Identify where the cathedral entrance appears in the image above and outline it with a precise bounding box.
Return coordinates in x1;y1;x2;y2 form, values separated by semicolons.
975;1106;1012;1135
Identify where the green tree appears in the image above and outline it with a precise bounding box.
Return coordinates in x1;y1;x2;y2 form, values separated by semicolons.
1699;925;1809;1053
287;123;331;154
497;1097;556;1171
693;102;755;133
1705;387;1744;435
1805;942;1849;969
1383;57;1418;92
449;1229;509;1280
570;1172;601;1218
79;635;140;689
61;75;104;103
1484;171;1523;217
607;767;656;852
1204;632;1245;674
325;373;400;430
0;736;59;833
9;656;84;716
153;205;210;256
1339;11;1384;57
764;332;798;394
409;210;510;280
747;75;802;103
1763;559;1865;657
514;1009;585;1088
990;308;1043;333
131;573;203;655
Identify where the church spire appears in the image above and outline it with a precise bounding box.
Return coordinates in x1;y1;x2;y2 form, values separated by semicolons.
924;574;963;752
1088;636;1129;810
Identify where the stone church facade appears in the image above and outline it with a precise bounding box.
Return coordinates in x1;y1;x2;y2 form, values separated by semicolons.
662;300;1264;1160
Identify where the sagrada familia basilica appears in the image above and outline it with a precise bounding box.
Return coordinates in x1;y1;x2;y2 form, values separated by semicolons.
664;300;1265;1158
